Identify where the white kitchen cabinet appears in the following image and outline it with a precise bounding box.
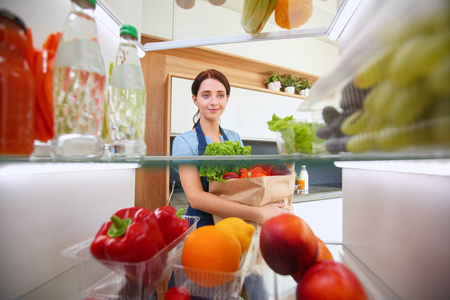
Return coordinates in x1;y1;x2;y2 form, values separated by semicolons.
293;197;343;244
171;77;309;141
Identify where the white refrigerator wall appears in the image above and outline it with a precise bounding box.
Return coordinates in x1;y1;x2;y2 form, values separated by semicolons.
0;167;136;300
0;1;138;299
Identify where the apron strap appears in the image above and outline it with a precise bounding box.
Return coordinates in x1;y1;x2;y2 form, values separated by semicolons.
187;122;229;227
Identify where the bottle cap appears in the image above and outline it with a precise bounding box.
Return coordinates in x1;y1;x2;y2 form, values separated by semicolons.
301;165;306;168
85;0;96;6
120;24;138;40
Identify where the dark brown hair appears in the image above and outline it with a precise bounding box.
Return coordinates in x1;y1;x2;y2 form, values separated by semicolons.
192;69;231;128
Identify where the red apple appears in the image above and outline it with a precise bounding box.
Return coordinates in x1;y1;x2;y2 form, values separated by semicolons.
260;214;318;276
297;260;368;300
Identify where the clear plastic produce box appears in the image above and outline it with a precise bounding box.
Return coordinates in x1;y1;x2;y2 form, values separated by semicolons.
276;0;450;157
62;216;200;300
170;233;260;299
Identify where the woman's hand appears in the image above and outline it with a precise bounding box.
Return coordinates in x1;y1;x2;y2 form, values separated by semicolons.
258;201;291;224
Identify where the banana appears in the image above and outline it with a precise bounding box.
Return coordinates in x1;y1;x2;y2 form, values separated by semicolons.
427;54;450;97
346;132;378;153
340;110;370;136
363;79;395;117
387;82;434;126
388;31;450;87
353;48;394;89
241;0;278;34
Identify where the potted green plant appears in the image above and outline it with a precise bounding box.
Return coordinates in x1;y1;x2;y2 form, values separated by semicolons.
299;78;313;96
281;75;299;94
264;72;283;91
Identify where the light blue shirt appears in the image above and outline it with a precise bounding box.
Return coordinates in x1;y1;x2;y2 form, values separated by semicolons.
172;128;243;157
172;129;243;173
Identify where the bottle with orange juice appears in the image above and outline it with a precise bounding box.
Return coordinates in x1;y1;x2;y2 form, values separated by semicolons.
299;165;309;192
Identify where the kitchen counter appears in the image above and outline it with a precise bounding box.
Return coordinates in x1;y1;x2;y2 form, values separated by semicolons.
169;185;342;212
294;185;342;203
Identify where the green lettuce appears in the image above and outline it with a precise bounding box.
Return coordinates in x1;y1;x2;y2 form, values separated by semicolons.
199;141;252;182
268;114;315;154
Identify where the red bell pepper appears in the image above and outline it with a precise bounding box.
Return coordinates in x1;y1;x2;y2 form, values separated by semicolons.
250;163;273;173
90;207;167;284
248;166;268;177
154;206;189;246
239;167;251;178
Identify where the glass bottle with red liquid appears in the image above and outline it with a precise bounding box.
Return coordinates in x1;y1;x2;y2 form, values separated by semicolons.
52;0;106;159
0;10;34;156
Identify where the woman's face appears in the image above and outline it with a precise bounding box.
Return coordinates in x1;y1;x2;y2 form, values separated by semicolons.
193;78;229;122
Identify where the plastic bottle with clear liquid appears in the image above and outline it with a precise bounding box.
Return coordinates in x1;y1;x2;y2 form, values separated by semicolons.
52;0;106;159
299;165;309;192
108;25;147;160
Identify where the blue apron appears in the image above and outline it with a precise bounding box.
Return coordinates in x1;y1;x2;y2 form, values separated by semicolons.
186;122;229;228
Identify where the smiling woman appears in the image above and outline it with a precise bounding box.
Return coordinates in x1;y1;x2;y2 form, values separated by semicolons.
171;69;290;228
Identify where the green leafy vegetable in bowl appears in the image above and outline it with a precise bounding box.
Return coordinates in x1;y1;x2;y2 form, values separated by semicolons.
268;114;316;155
199;141;252;182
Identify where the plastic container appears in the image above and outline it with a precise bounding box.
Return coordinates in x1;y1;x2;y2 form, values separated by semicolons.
0;10;34;156
171;232;260;299
297;0;450;156
63;216;199;300
52;0;106;160
108;24;147;161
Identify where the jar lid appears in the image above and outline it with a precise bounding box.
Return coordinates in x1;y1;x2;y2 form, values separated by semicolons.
120;24;138;40
0;9;27;32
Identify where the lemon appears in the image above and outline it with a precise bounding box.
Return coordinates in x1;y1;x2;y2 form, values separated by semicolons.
215;217;255;254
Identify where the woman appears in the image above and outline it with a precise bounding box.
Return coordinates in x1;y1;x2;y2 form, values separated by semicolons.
172;69;289;228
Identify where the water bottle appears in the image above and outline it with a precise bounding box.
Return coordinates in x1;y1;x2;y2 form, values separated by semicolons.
0;10;34;156
299;165;309;192
108;24;147;160
52;0;106;159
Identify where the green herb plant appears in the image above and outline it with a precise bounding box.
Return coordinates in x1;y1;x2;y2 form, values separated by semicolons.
264;72;283;85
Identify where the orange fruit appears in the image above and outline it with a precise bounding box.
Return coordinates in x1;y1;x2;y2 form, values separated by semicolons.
275;0;314;30
181;225;241;287
316;237;333;261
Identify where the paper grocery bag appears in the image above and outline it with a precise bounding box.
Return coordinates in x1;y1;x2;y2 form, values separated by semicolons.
210;172;296;227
